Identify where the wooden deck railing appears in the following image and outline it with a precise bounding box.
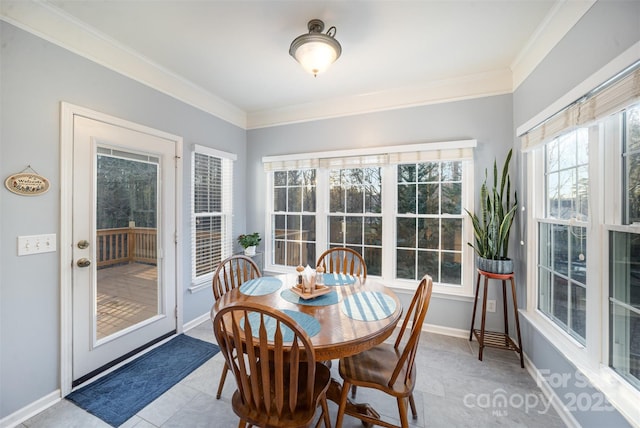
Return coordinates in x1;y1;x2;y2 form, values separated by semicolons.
96;226;157;268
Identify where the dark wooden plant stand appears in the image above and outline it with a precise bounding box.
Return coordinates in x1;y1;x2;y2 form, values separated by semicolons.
469;269;524;368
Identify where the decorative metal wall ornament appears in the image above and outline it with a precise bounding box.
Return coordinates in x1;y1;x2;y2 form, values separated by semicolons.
5;165;50;196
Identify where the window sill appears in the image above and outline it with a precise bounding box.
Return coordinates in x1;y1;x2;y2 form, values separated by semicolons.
521;309;640;427
188;278;211;294
520;309;587;362
388;281;474;300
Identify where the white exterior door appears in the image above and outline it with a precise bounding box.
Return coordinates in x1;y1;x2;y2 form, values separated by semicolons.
71;114;179;385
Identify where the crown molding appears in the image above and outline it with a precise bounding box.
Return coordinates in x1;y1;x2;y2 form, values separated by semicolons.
0;0;247;129
247;69;513;129
2;0;593;130
511;0;596;90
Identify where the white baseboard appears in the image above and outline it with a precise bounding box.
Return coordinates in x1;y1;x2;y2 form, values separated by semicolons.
183;312;210;332
523;353;581;428
0;390;61;428
423;322;469;339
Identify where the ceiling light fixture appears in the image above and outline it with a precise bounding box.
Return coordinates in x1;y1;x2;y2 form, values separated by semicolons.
289;19;342;77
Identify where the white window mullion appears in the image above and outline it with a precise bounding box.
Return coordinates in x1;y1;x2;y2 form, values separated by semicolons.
222;157;234;261
462;158;475;296
601;114;621;369
381;164;395;281
584;124;602;369
264;172;273;270
525;149;537;314
315;169;329;255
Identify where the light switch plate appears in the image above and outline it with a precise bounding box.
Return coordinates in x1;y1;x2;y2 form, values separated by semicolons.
17;234;57;256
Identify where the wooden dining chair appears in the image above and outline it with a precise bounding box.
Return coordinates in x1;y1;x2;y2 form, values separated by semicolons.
335;275;434;428
316;247;367;278
211;255;261;399
212;301;332;428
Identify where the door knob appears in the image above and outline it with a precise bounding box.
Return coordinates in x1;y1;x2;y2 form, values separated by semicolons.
76;258;91;268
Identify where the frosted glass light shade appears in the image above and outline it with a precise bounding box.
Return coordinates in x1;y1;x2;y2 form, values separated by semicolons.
289;19;342;77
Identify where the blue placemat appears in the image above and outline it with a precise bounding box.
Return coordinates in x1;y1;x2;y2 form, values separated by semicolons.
242;309;321;342
322;273;357;286
239;277;282;296
341;291;397;321
280;288;341;306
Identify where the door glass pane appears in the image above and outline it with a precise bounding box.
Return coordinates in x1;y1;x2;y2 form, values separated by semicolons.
95;150;159;340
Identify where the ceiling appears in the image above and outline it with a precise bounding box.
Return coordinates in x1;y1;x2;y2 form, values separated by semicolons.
1;1;594;129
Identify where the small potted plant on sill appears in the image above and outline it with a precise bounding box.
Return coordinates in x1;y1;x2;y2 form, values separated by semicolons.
238;232;261;256
465;148;518;274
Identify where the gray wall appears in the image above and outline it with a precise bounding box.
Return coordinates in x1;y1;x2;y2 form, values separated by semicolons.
513;1;640;427
0;22;246;417
514;0;640;128
247;94;515;331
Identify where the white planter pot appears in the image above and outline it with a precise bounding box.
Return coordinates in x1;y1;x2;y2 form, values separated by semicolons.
244;246;256;256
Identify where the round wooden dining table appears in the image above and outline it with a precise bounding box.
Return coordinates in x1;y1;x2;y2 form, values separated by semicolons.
211;273;402;361
210;272;403;424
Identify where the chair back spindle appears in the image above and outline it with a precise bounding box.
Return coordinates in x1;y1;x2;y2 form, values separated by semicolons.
212;255;261;300
316;247;367;278
213;302;331;427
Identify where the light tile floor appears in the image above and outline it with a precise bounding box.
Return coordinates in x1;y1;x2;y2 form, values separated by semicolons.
18;321;567;427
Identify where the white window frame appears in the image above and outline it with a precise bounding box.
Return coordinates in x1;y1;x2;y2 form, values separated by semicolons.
525;111;640;428
263;140;476;297
189;144;236;291
534;128;591;346
520;46;640;426
270;169;319;268
326;165;384;276
394;159;468;288
525;127;597;360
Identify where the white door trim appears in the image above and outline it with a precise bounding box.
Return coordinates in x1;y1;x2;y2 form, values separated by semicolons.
59;102;183;396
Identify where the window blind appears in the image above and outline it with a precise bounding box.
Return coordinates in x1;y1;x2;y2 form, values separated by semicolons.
263;140;476;170
388;147;474;163
319;154;388;168
521;62;640;151
263;158;319;172
192;145;235;280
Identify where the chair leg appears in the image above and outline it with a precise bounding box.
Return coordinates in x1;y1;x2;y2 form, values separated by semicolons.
335;380;352;428
397;396;409;428
351;385;357;398
216;362;229;399
321;397;332;428
408;393;417;419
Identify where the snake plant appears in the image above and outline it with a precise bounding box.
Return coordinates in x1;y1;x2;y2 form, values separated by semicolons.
465;148;518;260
